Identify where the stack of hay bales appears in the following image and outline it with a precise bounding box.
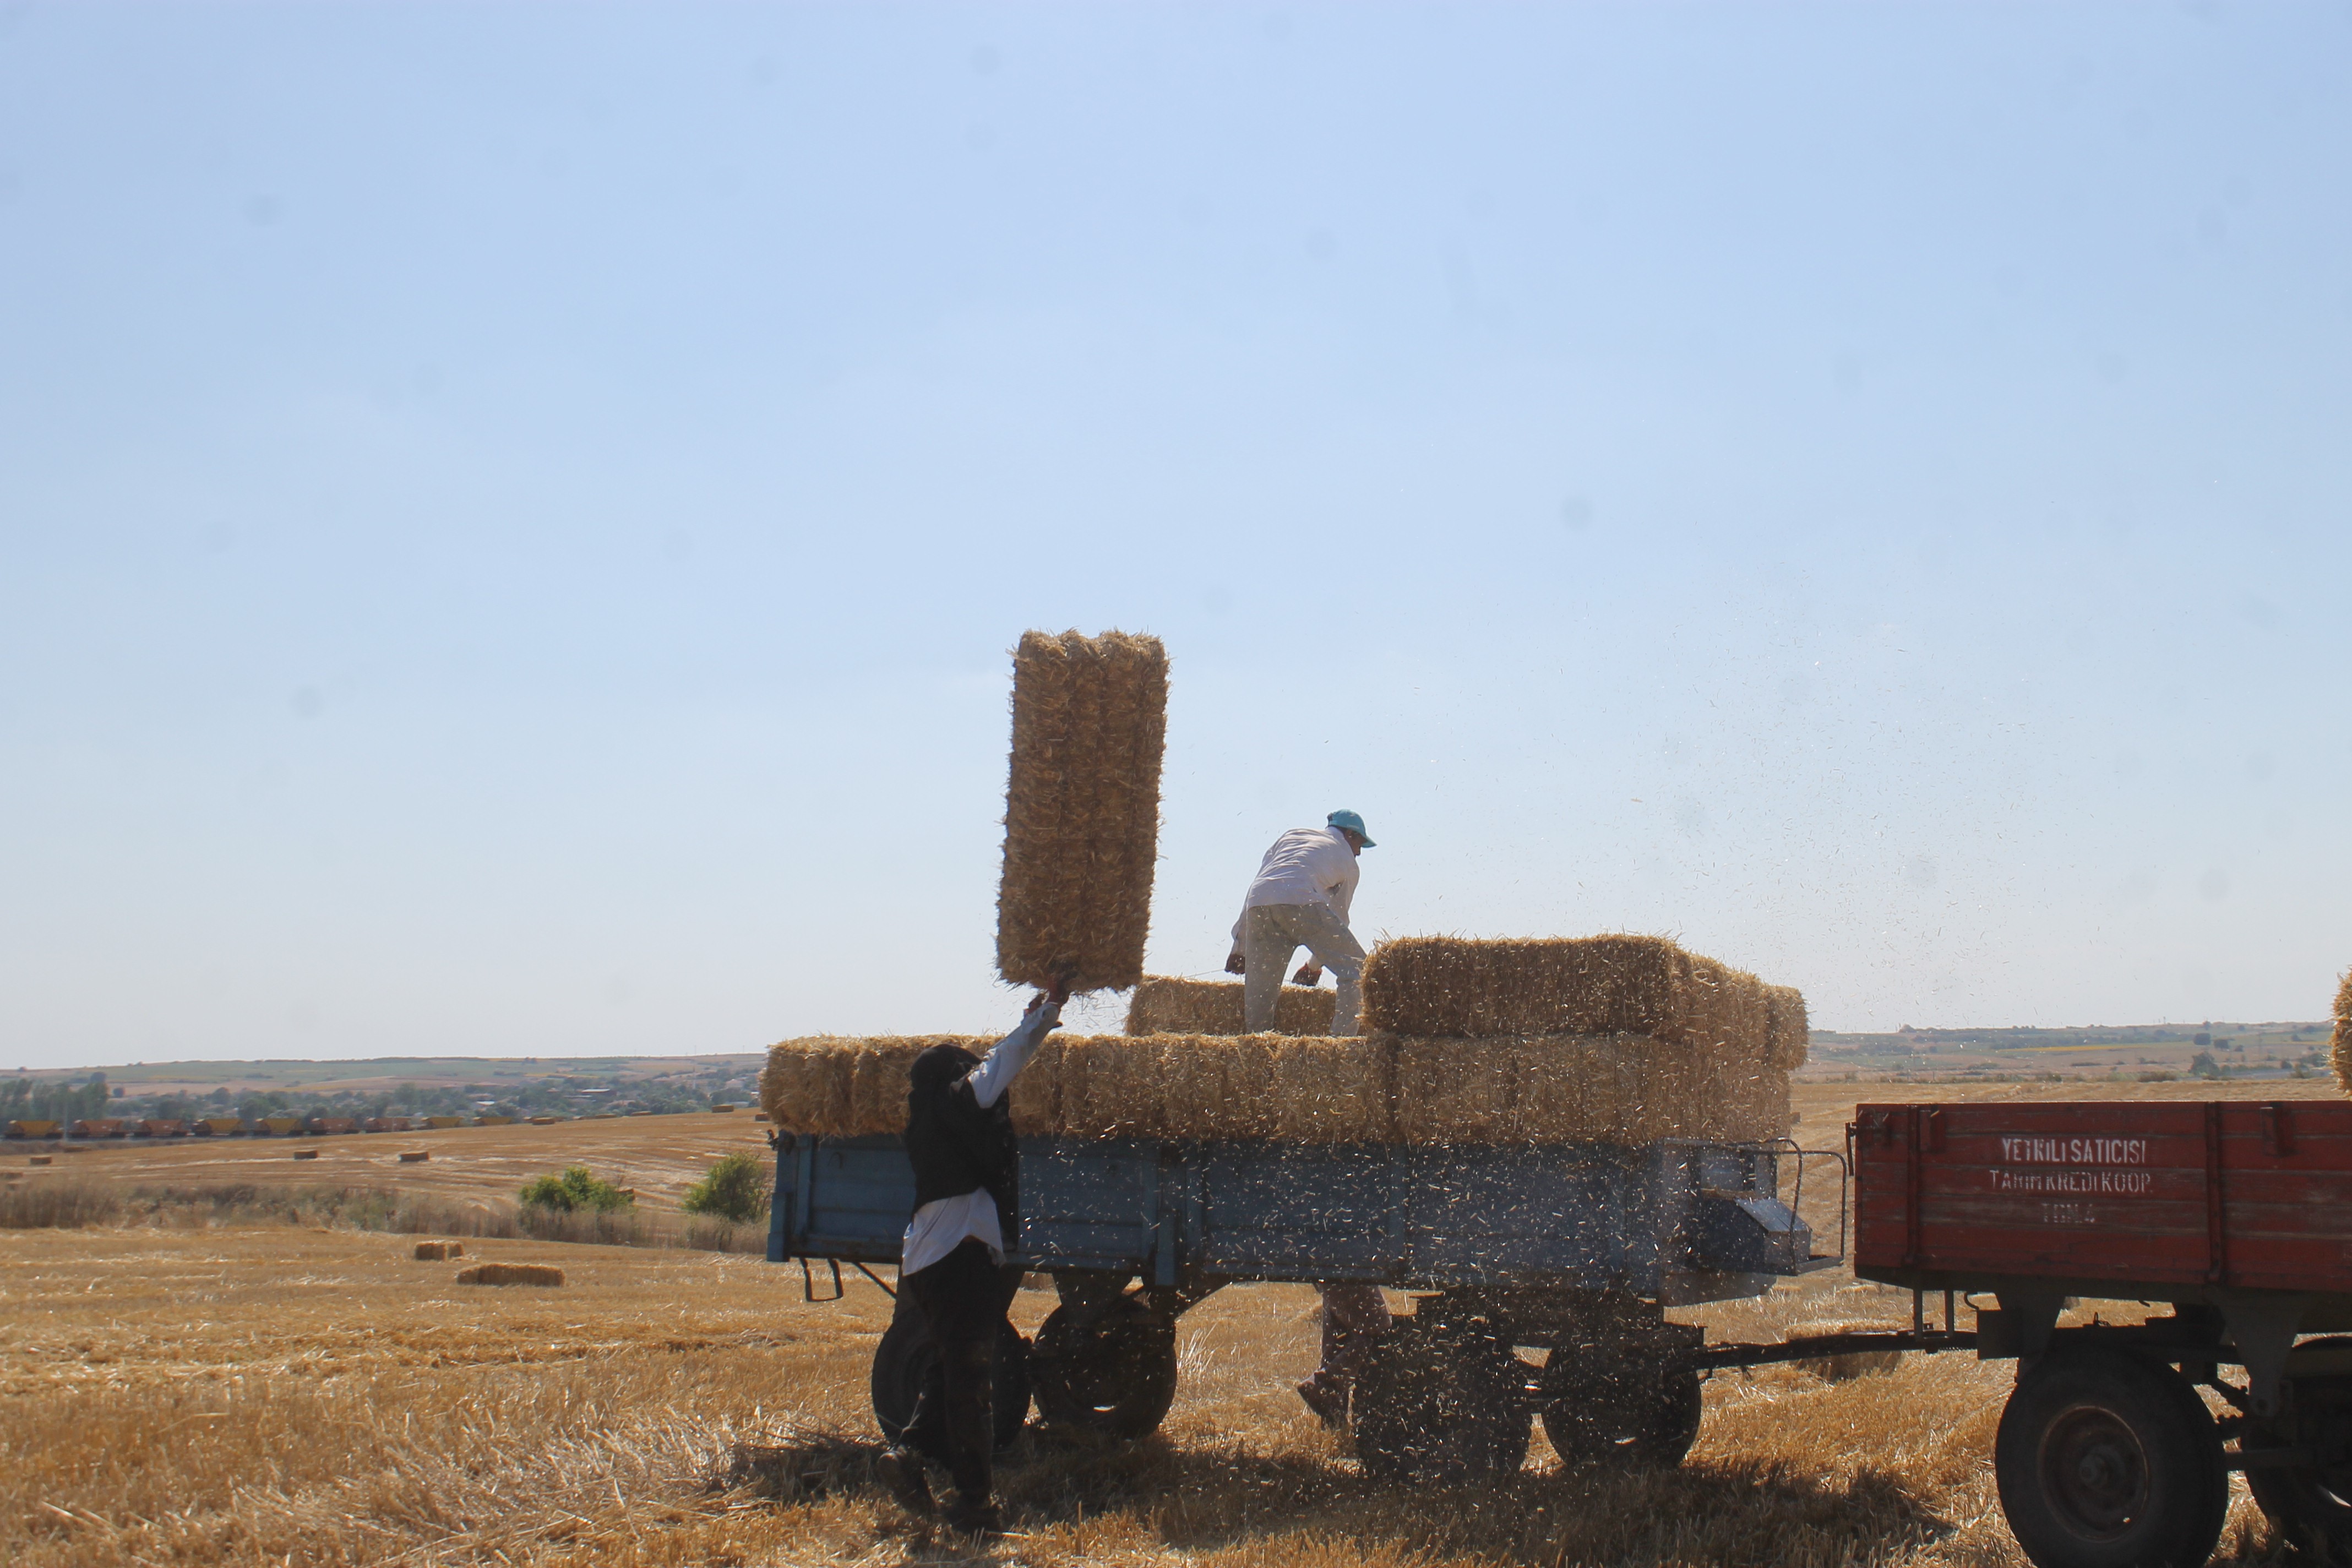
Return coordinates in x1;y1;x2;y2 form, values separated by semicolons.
2333;968;2352;1096
995;629;1168;994
1123;976;1335;1036
761;937;1801;1149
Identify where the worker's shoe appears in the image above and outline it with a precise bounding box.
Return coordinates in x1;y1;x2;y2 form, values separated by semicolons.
874;1447;934;1518
1296;1375;1349;1429
942;1498;1004;1538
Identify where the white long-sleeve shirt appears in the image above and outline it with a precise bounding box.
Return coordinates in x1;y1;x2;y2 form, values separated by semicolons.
899;999;1061;1277
1229;825;1360;944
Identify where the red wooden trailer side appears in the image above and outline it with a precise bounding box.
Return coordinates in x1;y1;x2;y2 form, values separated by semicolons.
1855;1098;2352;1300
1850;1098;2352;1568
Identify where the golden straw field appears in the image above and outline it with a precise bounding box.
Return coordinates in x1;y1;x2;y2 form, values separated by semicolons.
4;1080;2335;1567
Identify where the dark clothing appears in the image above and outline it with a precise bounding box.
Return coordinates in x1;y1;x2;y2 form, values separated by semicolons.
898;1238;1022;1507
907;1044;1020;1243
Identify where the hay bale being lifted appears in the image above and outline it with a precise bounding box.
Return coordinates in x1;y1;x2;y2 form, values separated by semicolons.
1124;976;1336;1037
996;630;1169;994
2332;968;2352;1096
1361;935;1777;1054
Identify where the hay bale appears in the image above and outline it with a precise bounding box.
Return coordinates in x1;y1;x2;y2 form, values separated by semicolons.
291;1148;319;1161
456;1262;564;1287
2334;968;2352;1096
995;629;1168;993
1005;1037;1063;1138
1268;1035;1392;1142
1057;1036;1166;1139
413;1240;464;1261
1124;976;1336;1036
399;1150;431;1163
1158;1036;1279;1140
1764;986;1810;1070
1394;1037;1521;1144
761;1036;1014;1137
1361;935;1775;1055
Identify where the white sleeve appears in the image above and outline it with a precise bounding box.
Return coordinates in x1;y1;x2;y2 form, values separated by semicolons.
1319;839;1357;923
965;1001;1063;1110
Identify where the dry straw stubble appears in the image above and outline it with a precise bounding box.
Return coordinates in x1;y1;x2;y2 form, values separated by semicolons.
1124;974;1335;1036
996;629;1168;993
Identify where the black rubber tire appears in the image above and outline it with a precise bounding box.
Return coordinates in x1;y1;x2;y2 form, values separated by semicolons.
1354;1317;1533;1485
1028;1295;1179;1440
869;1309;1032;1456
1992;1349;2228;1568
1539;1347;1703;1469
2246;1338;2352;1565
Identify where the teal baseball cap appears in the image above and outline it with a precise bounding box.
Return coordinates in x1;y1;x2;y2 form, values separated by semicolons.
1327;809;1375;847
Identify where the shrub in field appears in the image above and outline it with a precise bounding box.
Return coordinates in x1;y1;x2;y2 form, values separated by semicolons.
519;1166;634;1213
680;1151;769;1224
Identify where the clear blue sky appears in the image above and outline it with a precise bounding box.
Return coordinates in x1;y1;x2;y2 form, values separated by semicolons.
4;3;2348;1070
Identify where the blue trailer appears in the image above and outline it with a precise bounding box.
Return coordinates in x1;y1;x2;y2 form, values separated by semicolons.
770;1129;1861;1480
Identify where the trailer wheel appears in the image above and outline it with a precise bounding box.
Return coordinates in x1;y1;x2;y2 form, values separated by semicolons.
2246;1338;2352;1565
870;1309;1032;1456
1539;1349;1702;1469
1993;1349;2227;1568
1354;1317;1532;1484
1029;1295;1179;1440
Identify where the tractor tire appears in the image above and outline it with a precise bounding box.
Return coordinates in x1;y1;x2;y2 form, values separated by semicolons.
1992;1348;2228;1568
1354;1316;1532;1485
1539;1346;1703;1469
869;1308;1032;1457
1028;1295;1180;1440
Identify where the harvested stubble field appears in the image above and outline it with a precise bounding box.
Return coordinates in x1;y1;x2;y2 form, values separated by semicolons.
9;1110;772;1215
4;1082;2334;1567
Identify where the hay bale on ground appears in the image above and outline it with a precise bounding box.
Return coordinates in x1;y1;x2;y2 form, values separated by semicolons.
456;1262;564;1287
1124;976;1336;1036
1360;935;1778;1056
995;629;1168;994
413;1240;464;1261
399;1150;430;1163
2334;968;2352;1096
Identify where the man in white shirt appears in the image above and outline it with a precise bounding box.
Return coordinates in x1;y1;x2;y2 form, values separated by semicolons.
1223;810;1392;1425
1224;809;1374;1037
875;971;1070;1537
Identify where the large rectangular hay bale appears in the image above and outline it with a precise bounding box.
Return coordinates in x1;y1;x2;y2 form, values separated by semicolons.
997;629;1168;993
1057;1036;1166;1139
1158;1036;1283;1140
1763;986;1810;1070
1361;935;1774;1055
2333;968;2352;1096
1268;1036;1392;1142
1124;976;1336;1036
1393;1037;1520;1144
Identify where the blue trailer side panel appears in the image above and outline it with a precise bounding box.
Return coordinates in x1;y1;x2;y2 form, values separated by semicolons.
767;1133;1807;1297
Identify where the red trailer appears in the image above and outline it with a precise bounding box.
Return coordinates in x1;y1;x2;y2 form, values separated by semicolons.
1854;1098;2352;1568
